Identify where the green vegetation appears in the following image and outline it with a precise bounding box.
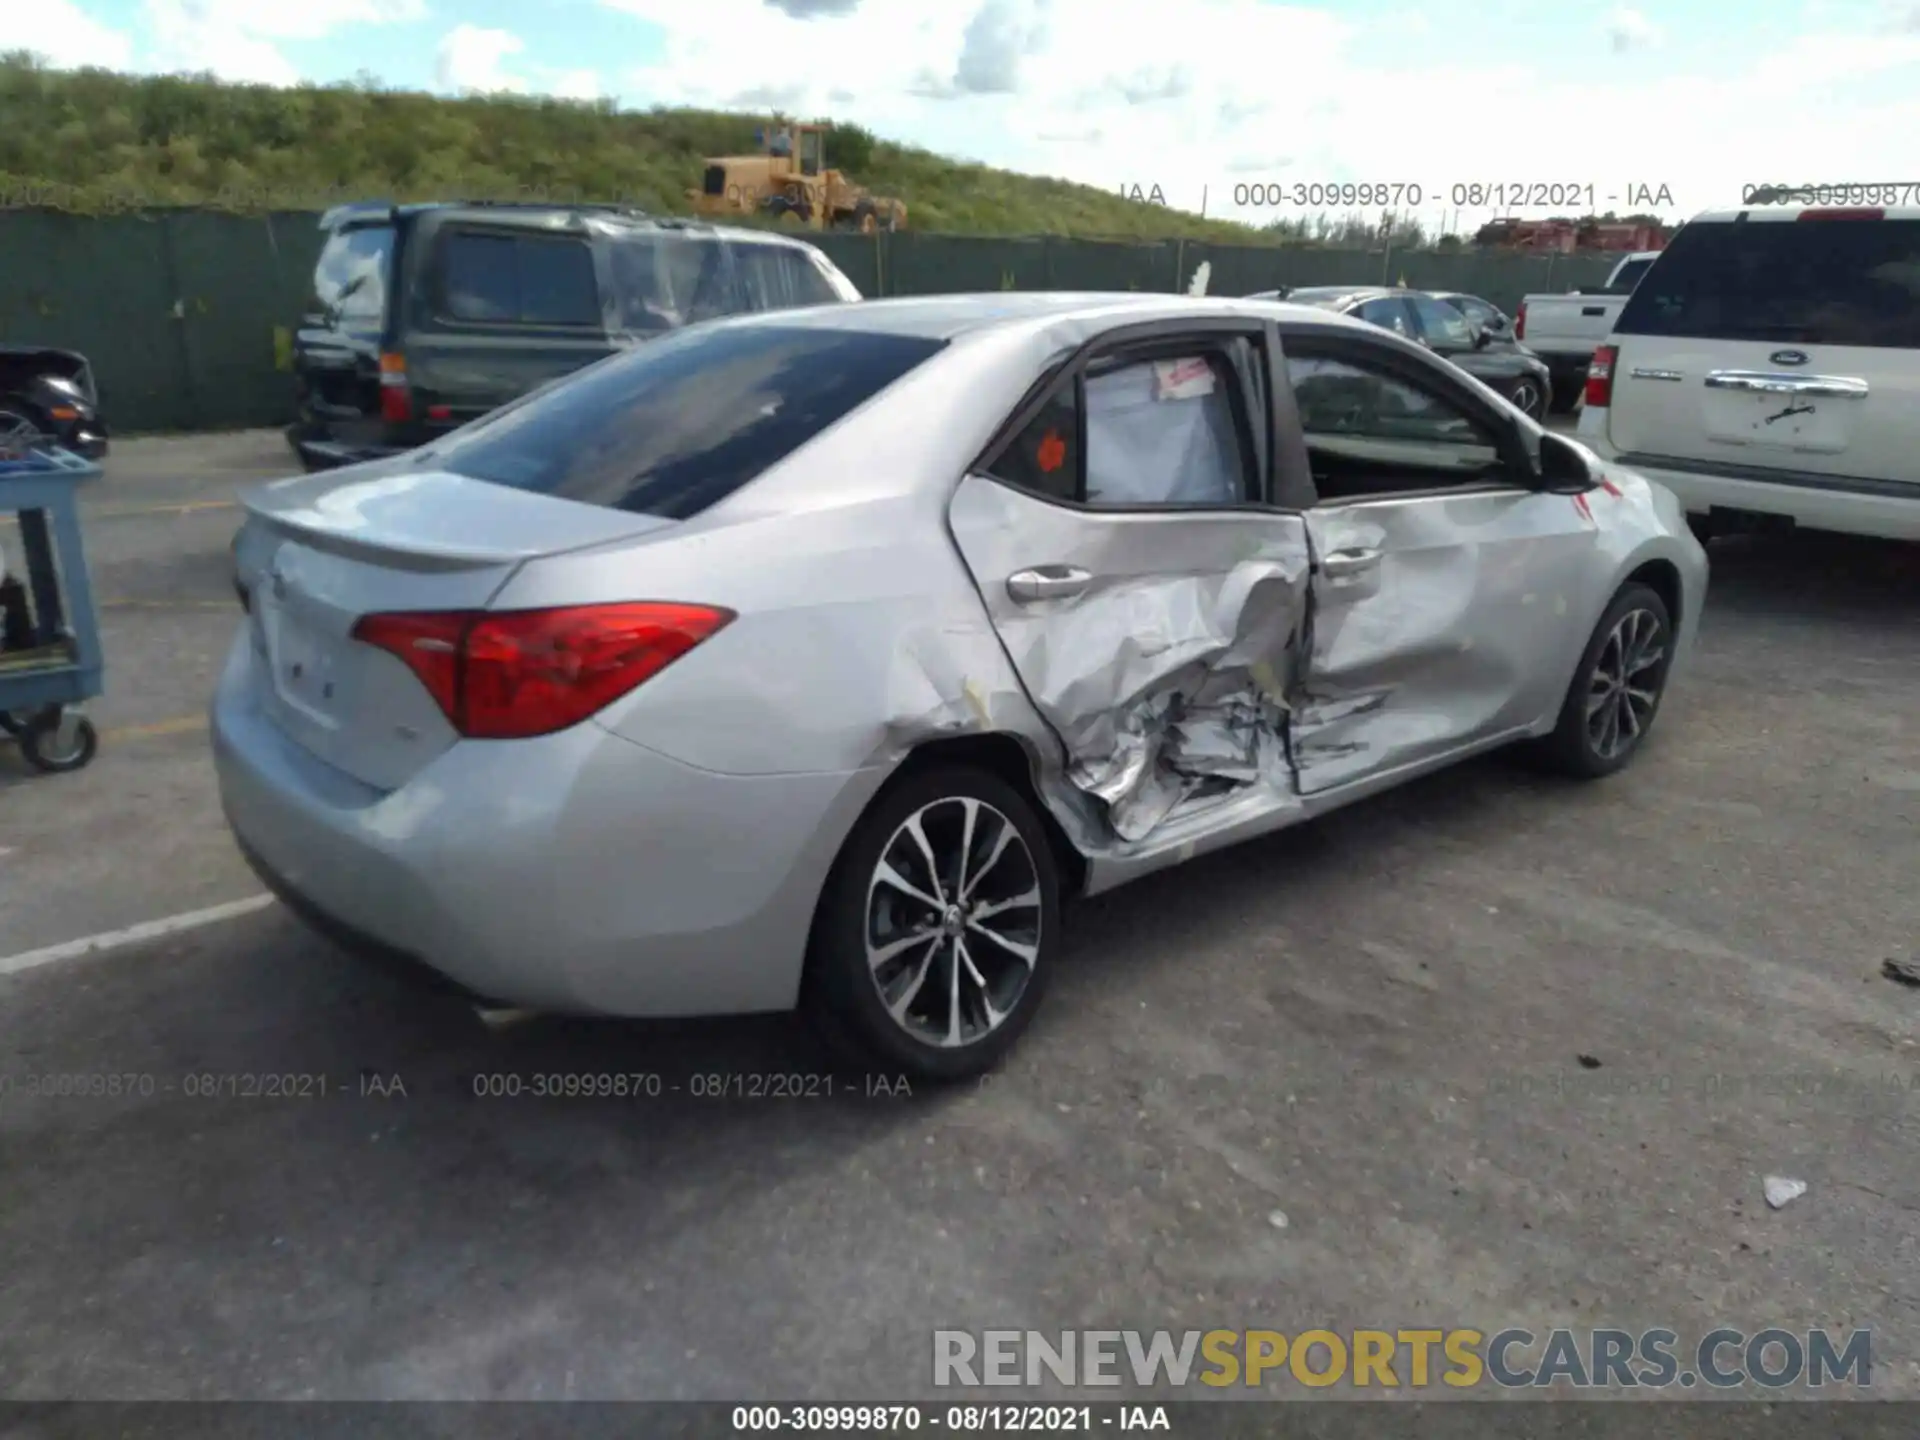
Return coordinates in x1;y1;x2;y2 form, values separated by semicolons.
0;52;1330;242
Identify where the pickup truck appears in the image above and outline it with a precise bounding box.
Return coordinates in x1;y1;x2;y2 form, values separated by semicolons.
1515;251;1662;410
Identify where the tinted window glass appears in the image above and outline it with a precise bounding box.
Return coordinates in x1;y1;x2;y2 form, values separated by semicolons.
439;232;602;327
989;385;1079;503
1617;220;1920;347
1409;294;1476;348
1286;353;1503;498
1355;298;1411;335
737;245;842;310
605;233;743;335
311;225;393;328
429;325;944;518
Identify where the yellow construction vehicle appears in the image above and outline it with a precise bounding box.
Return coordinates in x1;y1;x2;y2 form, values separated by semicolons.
688;121;907;233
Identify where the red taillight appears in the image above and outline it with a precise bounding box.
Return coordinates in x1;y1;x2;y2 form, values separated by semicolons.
1584;344;1617;409
1514;301;1527;340
379;351;410;425
351;602;733;740
1798;207;1882;221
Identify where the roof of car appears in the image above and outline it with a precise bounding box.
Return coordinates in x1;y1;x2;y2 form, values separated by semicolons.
1683;205;1920;224
703;291;1375;342
317;201;823;250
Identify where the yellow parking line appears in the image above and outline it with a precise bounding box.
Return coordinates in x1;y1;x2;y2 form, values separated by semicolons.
102;715;208;742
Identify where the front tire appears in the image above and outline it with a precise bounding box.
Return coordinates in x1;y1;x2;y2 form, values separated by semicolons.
1532;583;1674;779
1507;375;1548;421
804;767;1061;1083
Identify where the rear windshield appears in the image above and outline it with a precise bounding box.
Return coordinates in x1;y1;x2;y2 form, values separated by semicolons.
1616;219;1920;347
311;225;394;330
428;324;945;519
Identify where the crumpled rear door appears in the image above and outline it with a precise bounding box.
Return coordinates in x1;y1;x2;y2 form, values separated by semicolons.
949;475;1310;842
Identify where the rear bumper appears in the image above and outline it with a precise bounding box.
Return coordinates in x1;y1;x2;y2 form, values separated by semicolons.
210;631;881;1017
1577;427;1920;541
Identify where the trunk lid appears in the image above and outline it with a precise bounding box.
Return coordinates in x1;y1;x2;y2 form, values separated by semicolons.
235;468;675;790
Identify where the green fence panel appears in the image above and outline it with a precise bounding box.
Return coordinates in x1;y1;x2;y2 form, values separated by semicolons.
881;234;1051;295
1044;238;1180;293
167;209;326;431
0;210;188;432
810;232;881;297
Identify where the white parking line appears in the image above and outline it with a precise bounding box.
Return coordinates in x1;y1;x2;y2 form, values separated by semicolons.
0;895;275;978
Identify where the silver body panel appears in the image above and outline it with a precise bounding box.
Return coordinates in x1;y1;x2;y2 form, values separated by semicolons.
213;293;1707;1016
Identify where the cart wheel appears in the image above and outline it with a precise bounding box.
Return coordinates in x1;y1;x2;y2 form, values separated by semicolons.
21;710;98;774
0;710;22;737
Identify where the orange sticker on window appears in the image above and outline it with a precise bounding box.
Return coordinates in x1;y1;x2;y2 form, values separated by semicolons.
1036;430;1067;473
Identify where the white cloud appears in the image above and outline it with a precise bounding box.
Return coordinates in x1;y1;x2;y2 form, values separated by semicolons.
435;23;528;93
1605;6;1661;52
595;0;1920;231
137;0;428;86
33;0;136;70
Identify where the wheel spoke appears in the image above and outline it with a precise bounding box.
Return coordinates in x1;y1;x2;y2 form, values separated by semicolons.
1625;683;1658;708
967;917;1038;969
886;939;941;1022
969;885;1040;924
946;935;963;1046
1616;691;1640;739
869;929;937;970
902;813;948;905
956;937;1003;1029
1626;644;1664;676
875;860;944;914
961;823;1014;903
955;797;980;901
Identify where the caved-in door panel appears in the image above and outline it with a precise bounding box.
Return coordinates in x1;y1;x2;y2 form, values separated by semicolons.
1295;489;1597;794
948;473;1311;842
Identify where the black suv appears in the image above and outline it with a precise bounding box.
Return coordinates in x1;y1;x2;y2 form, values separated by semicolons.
287;202;862;471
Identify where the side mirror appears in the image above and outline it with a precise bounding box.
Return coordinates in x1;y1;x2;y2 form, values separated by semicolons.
1535;431;1597;493
1473;327;1493;350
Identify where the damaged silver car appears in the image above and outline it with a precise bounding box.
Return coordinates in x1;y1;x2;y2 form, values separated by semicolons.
214;292;1708;1081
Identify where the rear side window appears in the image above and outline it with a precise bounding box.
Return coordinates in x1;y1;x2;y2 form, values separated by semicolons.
605;233;742;335
311;225;393;329
1617;220;1920;348
428;325;944;518
437;231;602;327
736;245;844;310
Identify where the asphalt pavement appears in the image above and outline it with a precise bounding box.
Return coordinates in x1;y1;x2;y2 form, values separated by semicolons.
1;428;1917;1405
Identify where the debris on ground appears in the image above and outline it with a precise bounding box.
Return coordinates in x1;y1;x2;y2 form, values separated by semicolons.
1267;1210;1289;1230
1763;1176;1807;1210
1882;957;1920;988
1577;1054;1602;1069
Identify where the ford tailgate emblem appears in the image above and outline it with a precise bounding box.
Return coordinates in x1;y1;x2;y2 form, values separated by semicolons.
1770;349;1809;366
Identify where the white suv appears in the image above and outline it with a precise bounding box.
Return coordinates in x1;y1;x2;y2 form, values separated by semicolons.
1576;204;1920;542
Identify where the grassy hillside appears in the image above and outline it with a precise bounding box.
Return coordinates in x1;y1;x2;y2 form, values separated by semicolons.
0;52;1288;242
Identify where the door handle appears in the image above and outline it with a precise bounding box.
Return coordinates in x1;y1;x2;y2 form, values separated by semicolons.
1321;549;1380;580
1007;565;1092;603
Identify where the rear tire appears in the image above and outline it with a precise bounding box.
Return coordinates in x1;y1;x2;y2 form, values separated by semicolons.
1531;583;1674;779
804;767;1061;1084
1507;375;1547;421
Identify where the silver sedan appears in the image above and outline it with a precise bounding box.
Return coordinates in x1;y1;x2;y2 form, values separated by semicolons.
214;292;1708;1081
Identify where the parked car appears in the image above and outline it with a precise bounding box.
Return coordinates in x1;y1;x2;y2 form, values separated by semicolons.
286;201;864;472
0;346;109;458
1261;285;1555;419
217;292;1705;1081
1577;204;1920;542
1514;251;1661;408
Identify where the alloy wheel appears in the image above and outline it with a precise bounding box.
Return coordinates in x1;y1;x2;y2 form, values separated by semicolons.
863;796;1042;1049
1586;607;1665;761
1510;380;1542;419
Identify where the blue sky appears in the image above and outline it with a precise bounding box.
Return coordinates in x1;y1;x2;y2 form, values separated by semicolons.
36;0;1920;228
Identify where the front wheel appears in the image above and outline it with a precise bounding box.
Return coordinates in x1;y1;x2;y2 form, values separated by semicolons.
804;767;1061;1083
1507;375;1548;422
1531;583;1674;779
